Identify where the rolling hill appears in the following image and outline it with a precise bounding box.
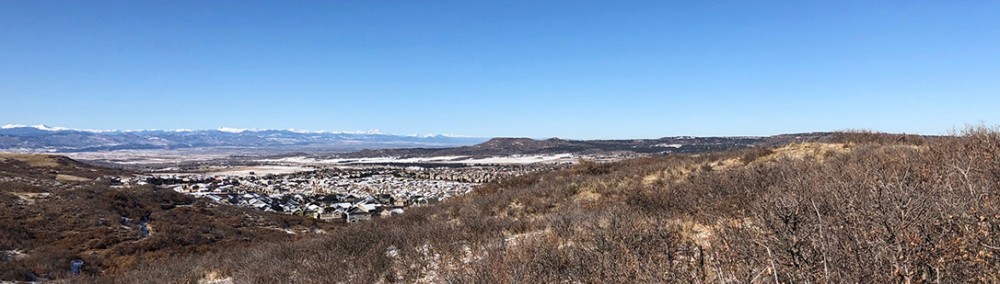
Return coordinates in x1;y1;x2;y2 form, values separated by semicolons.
335;132;850;158
1;130;992;283
0;154;337;281
44;130;1000;283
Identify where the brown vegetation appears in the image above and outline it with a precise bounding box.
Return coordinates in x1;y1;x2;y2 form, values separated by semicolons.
97;128;998;283
0;157;336;281
5;128;1000;283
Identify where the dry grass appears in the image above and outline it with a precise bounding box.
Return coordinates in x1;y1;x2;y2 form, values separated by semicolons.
0;172;338;281
755;142;852;163
5;129;1000;283
0;153;62;168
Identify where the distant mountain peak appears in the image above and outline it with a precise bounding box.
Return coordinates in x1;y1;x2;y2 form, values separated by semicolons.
2;124;69;131
217;127;257;133
0;124;459;137
0;123;487;152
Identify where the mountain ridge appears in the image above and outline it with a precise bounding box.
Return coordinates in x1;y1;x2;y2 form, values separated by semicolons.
332;133;849;159
0;124;487;152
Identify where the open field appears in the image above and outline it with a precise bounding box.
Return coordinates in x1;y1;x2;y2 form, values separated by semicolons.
261;153;579;166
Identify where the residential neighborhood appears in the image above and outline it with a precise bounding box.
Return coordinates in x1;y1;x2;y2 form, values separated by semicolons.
120;165;558;223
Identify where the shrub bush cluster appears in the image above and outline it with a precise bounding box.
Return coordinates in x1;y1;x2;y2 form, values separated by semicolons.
6;128;999;283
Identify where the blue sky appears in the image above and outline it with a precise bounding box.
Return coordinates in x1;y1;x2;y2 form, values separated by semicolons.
2;1;998;139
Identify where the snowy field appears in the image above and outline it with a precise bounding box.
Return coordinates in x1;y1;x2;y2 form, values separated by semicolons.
261;153;578;166
152;165;317;177
205;165;316;176
66;150;230;165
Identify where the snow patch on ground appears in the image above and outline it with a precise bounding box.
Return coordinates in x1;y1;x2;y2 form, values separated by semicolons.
151;166;316;177
458;154;575;165
208;166;315;176
653;143;683;148
264;153;577;165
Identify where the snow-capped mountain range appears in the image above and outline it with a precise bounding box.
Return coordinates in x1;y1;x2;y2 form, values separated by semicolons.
0;124;487;152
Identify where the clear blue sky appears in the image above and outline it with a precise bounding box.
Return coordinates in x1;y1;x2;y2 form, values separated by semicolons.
2;1;998;139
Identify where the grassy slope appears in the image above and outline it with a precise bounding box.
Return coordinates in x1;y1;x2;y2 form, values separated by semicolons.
107;130;999;283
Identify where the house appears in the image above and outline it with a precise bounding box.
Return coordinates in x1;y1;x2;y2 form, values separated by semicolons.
319;208;346;221
345;213;371;223
408;195;429;207
374;206;392;218
376;194;406;207
343;194;362;203
249;199;269;210
305;211;321;219
344;204;372;223
374;194;394;204
303;204;323;219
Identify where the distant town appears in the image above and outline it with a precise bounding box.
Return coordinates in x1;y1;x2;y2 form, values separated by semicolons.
110;158;582;223
67;138;758;224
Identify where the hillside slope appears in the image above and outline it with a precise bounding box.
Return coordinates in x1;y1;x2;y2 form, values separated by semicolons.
0;155;337;281
108;129;998;283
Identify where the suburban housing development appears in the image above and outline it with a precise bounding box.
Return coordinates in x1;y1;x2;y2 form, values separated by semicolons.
121;164;560;223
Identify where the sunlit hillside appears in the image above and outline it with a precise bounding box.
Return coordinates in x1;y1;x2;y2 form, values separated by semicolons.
92;129;999;283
